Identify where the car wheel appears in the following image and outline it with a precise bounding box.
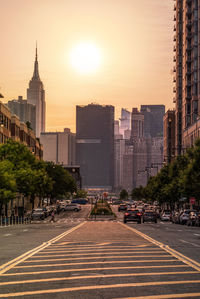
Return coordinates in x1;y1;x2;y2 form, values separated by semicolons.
155;220;157;223
138;220;141;224
74;209;78;212
124;219;127;223
143;219;145;223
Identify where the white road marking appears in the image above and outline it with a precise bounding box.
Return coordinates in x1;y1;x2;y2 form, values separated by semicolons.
179;239;200;247
3;234;12;237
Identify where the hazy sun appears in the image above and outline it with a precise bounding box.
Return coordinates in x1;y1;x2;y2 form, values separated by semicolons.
69;42;102;74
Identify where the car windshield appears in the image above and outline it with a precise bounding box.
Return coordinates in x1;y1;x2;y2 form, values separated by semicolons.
145;212;154;216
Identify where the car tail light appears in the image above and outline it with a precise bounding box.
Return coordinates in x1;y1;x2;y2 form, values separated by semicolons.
137;213;141;216
125;213;130;216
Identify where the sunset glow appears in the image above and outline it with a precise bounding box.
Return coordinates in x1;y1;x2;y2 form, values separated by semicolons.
69;42;102;75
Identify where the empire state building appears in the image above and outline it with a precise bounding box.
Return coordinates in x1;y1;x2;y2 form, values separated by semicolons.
27;46;46;137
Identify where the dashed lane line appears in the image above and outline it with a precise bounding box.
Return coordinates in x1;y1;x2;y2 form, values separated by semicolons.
179;239;200;248
120;223;200;272
1;280;200;298
14;259;180;268
0;222;86;275
0;271;198;286
2;264;189;276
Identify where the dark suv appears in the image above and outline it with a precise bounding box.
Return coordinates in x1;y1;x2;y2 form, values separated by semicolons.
123;209;142;224
118;204;127;212
143;210;157;223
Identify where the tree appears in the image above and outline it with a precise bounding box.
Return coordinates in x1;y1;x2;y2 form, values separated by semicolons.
75;189;87;198
45;162;77;200
119;189;128;200
131;186;145;201
0;160;16;215
179;139;200;203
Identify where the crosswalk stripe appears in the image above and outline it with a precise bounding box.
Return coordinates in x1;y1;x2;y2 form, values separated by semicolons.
2;265;189;276
0;280;200;298
0;271;198;286
24;255;172;263
14;259;179;268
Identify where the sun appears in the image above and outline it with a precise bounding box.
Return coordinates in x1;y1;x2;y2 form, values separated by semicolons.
69;42;102;75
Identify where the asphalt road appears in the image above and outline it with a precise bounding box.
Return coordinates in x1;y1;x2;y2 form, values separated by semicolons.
114;206;200;264
0;205;200;298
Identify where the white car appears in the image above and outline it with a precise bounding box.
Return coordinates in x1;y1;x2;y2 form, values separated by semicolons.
64;204;81;212
160;212;171;221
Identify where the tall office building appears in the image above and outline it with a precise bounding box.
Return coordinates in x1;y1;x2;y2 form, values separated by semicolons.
119;108;131;137
76;103;114;191
173;0;200;154
7;96;36;133
140;105;165;138
27;46;45;137
131;108;144;140
40;128;76;165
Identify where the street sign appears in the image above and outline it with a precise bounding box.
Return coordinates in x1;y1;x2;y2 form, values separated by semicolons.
190;197;196;205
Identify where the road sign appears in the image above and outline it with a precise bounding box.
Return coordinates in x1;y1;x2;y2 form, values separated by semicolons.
190;197;196;205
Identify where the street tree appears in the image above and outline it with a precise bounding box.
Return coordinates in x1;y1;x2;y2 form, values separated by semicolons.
119;189;128;200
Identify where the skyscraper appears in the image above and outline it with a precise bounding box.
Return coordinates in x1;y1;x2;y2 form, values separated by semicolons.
27;46;45;137
140;105;165;138
76;103;114;191
174;0;200;153
7;96;36;133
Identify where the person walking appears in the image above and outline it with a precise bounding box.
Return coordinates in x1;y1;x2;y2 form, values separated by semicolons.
50;211;55;222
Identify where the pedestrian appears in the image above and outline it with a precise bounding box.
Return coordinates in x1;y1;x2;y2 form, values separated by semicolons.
50;211;55;222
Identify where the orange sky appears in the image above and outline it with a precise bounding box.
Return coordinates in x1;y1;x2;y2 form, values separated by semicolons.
0;0;174;133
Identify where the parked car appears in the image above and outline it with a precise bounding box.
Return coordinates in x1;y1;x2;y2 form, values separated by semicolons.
187;211;197;226
118;204;127;212
31;208;45;220
143;210;157;223
160;211;171;221
195;212;200;227
171;211;180;224
64;204;81;212
123;209;142;224
71;198;88;205
179;210;191;225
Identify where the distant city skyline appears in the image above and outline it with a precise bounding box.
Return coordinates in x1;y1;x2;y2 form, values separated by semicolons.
1;0;174;132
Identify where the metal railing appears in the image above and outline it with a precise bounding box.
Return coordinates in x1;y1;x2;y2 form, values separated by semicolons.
0;216;31;226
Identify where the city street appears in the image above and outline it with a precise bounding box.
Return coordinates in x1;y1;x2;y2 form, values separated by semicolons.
0;205;200;298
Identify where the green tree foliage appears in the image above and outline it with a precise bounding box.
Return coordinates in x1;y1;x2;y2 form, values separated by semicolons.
0;160;17;213
75;189;87;198
131;186;144;201
45;162;77;200
135;139;200;207
179;139;200;201
119;189;128;200
0;140;76;210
